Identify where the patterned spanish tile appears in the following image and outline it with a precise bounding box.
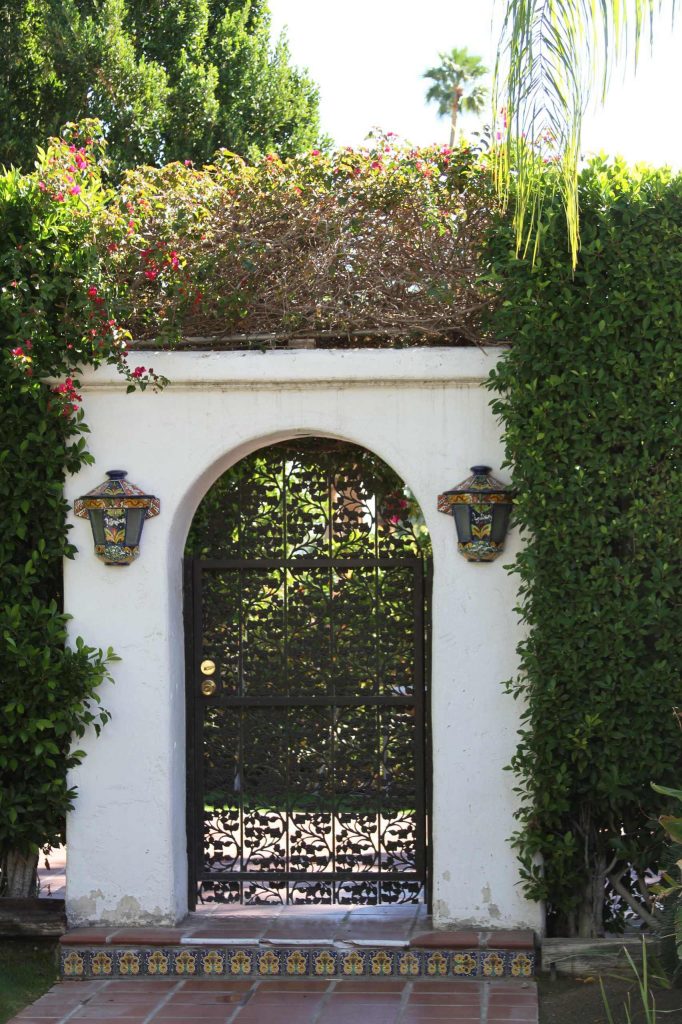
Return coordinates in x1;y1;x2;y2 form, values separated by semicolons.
201;948;226;975
89;949;116;977
172;948;200;975
257;948;282;976
311;948;337;976
144;948;171;976
59;942;535;980
61;948;88;978
480;950;507;978
340;949;366;975
227;947;254;976
368;948;395;976
508;950;535;977
116;949;142;976
450;951;478;977
396;950;422;977
283;948;309;976
423;950;450;977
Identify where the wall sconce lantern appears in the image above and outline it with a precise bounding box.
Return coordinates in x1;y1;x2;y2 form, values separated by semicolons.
437;465;513;562
74;470;160;566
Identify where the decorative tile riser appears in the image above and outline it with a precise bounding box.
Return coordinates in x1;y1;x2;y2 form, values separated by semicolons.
61;945;535;980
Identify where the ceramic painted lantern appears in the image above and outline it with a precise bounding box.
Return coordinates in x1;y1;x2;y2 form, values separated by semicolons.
74;470;160;565
437;465;513;562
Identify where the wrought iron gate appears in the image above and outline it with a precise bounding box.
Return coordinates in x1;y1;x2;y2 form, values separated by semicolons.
185;440;430;906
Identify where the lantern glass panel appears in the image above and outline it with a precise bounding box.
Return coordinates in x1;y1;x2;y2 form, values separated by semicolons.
124;508;145;547
490;504;512;544
453;505;472;543
88;510;105;546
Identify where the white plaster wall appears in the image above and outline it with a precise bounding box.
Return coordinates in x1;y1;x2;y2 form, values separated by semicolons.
63;347;542;932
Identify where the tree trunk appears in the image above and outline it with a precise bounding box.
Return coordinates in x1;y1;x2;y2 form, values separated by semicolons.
449;86;463;148
574;854;607;937
3;849;39;898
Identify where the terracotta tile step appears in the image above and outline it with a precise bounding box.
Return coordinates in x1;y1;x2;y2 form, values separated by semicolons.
409;929;536;951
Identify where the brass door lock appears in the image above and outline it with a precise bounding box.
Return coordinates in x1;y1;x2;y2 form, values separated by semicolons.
201;678;217;696
200;659;216;675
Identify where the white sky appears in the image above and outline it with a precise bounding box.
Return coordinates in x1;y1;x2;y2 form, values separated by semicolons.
269;0;682;168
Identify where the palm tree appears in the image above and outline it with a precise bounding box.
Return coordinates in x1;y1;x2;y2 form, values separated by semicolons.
423;47;488;147
495;0;676;266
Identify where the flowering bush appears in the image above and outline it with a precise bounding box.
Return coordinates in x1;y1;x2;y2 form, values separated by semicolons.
104;133;496;346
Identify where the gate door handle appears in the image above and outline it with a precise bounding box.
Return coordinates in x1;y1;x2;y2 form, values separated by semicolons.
201;678;217;696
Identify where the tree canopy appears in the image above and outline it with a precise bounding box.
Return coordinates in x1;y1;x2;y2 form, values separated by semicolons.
0;0;321;173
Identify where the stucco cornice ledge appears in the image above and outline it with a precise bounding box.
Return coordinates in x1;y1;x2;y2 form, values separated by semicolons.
70;347;505;391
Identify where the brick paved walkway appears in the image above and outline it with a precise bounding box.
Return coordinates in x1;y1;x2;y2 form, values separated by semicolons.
9;977;538;1023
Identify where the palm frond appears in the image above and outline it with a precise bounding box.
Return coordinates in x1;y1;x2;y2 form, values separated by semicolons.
494;0;670;267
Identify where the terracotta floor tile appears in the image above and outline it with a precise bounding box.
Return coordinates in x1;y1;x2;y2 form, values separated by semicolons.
334;980;407;992
262;914;345;940
410;930;481;950
248;980;330;992
71;1010;153;1020
106;929;186;945
411;981;483;990
147;1005;234;1018
60;930;116;946
178;980;254;992
9;1018;64;1024
487;1009;538;1022
402;1010;481;1021
408;993;482;1006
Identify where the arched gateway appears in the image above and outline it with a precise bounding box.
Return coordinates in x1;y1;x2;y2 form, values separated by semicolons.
184;437;431;907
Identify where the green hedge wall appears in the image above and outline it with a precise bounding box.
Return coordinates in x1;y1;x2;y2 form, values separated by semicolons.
486;157;682;936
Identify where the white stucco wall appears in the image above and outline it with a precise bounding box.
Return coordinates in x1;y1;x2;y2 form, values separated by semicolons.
63;346;543;932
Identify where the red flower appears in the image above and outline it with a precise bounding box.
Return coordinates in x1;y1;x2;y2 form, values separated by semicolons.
11;346;24;357
145;269;158;281
87;286;98;298
69;185;81;196
131;366;146;379
311;149;321;157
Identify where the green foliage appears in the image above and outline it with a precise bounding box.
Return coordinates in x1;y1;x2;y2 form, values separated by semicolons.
494;0;677;267
0;124;133;863
486;157;682;936
0;0;321;173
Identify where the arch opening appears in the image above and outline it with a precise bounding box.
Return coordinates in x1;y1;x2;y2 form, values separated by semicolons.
184;436;432;908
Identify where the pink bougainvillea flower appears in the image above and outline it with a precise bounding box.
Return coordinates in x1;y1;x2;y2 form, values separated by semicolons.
55;192;65;202
87;286;98;298
131;365;146;379
11;347;24;357
69;185;81;196
168;251;179;269
184;159;193;167
144;269;158;281
38;181;47;192
370;161;382;171
311;149;321;156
